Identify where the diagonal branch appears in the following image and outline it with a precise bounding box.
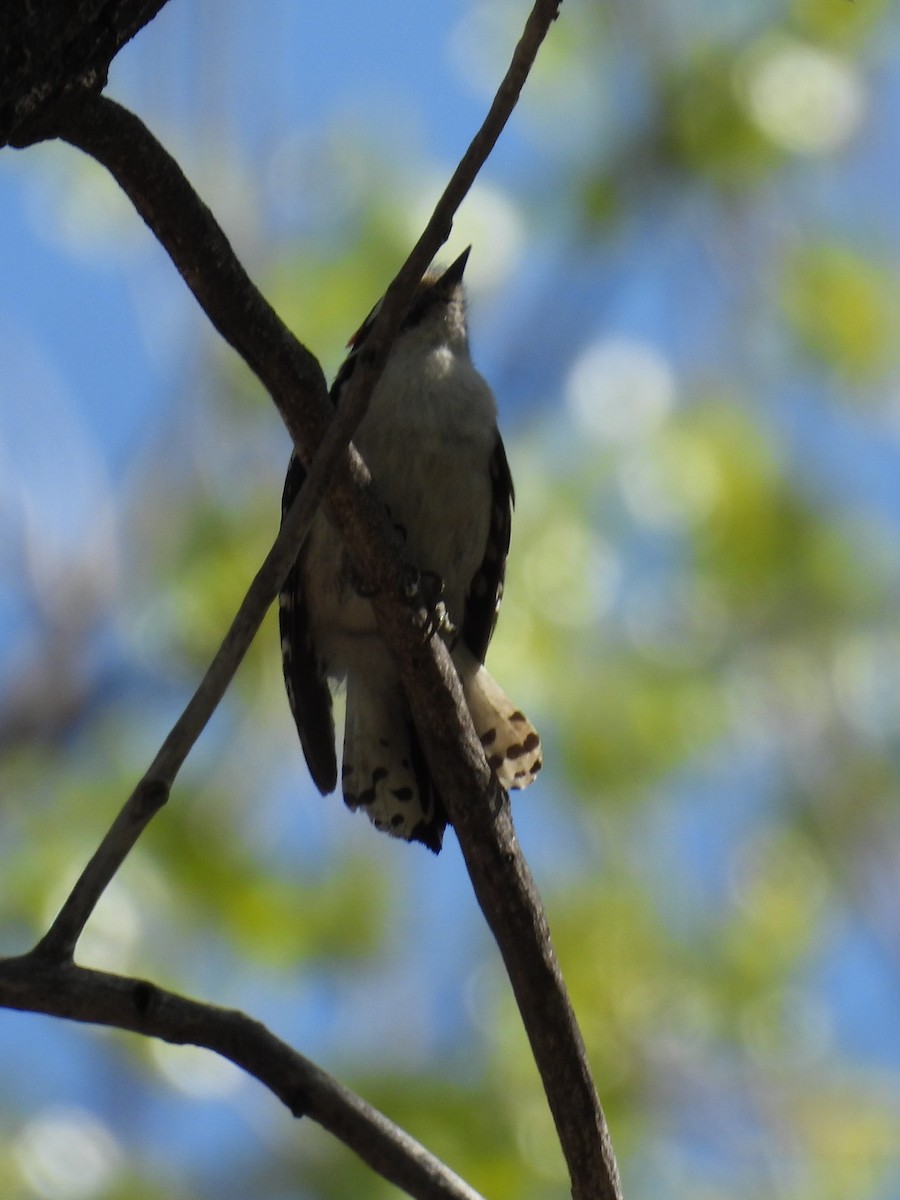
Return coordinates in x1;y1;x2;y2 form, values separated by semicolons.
0;954;485;1200
329;0;569;449
32;469;330;962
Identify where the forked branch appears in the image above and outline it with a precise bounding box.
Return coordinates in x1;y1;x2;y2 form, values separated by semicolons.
3;2;623;1198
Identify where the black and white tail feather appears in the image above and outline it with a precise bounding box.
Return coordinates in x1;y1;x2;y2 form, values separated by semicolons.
279;249;541;852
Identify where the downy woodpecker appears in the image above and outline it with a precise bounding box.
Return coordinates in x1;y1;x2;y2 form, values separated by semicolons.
279;249;541;852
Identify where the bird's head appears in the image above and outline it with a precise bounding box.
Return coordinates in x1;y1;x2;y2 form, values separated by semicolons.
348;247;472;356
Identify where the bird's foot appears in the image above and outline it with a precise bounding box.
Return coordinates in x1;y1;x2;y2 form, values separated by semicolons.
402;566;456;642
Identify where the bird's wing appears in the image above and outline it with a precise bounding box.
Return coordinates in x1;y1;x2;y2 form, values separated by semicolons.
462;431;514;664
279;450;337;794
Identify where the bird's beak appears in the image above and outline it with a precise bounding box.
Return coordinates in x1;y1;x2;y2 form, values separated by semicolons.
437;246;471;289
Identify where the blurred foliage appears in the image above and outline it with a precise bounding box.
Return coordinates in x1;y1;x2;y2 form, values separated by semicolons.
4;1;900;1199
660;51;782;190
782;243;900;382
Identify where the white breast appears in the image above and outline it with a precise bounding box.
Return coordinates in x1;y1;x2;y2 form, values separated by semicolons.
303;326;498;676
357;340;496;615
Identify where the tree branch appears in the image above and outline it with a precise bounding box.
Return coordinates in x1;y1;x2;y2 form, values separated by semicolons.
0;954;485;1200
32;475;330;962
13;1;624;1197
1;0;172;148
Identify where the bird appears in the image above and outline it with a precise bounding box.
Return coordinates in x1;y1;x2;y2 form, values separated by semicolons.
279;248;541;852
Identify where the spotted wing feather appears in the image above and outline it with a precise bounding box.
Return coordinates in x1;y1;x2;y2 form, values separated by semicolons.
456;436;542;791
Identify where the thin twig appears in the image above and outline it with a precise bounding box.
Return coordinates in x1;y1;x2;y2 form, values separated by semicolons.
0;954;485;1200
330;0;567;444
33;477;327;961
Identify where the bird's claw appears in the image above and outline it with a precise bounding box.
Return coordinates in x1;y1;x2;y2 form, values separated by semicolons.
402;566;456;642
